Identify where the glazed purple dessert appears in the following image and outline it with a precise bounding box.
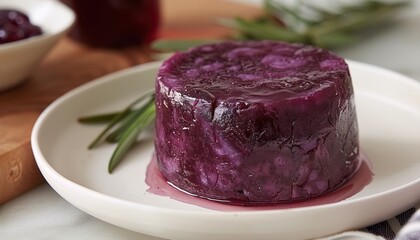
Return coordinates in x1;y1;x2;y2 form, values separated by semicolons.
155;41;359;205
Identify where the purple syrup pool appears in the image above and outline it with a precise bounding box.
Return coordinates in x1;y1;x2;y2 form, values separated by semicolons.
146;152;373;211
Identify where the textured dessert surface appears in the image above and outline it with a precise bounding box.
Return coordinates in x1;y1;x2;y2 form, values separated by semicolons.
155;41;359;205
158;41;349;102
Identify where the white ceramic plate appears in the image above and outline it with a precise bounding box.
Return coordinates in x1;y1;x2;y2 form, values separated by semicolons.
32;61;420;240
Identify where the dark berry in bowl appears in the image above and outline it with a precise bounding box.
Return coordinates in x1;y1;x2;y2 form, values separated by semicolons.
0;9;43;44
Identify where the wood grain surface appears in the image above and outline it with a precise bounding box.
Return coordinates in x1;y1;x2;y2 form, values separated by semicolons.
0;0;261;204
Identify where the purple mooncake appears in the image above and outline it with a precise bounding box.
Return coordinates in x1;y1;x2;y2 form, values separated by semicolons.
155;41;359;205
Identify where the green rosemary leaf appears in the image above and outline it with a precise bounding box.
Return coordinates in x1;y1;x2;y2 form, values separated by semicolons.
226;17;305;42
264;0;316;26
108;100;156;173
105;96;155;143
87;108;132;149
342;0;409;13
312;32;358;49
308;4;397;37
151;39;220;52
78;111;129;124
87;91;154;149
105;110;139;143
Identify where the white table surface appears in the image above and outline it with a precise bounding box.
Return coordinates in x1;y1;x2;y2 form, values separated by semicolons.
1;1;420;239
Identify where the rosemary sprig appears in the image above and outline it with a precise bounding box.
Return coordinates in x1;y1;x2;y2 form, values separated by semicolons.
220;17;306;42
105;98;155;143
79;92;155;173
152;0;410;52
78;112;132;124
108;99;155;173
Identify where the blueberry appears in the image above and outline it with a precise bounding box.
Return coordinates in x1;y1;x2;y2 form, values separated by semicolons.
0;24;15;44
0;9;42;44
7;10;30;26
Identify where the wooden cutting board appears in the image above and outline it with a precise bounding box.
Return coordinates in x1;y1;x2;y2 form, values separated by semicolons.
0;0;261;204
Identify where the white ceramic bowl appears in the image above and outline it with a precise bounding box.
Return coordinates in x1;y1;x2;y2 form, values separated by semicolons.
0;0;75;91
